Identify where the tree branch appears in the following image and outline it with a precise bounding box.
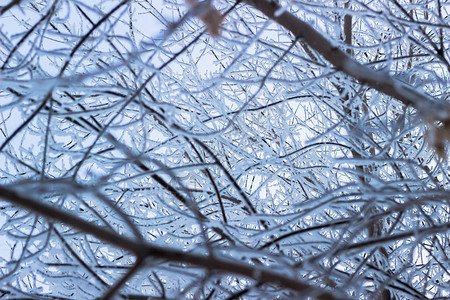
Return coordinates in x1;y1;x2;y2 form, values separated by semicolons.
0;186;345;300
243;0;450;126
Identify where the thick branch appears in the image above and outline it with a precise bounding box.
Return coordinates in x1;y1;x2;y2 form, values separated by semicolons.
243;0;450;124
0;186;345;300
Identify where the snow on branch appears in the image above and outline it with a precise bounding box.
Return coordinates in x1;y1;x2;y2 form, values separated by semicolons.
244;0;450;149
0;185;345;300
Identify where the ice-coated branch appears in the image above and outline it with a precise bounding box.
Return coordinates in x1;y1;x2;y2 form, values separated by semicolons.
243;0;450;126
0;186;345;300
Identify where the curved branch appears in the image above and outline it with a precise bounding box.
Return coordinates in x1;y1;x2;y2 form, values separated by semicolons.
0;186;345;300
243;0;450;126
